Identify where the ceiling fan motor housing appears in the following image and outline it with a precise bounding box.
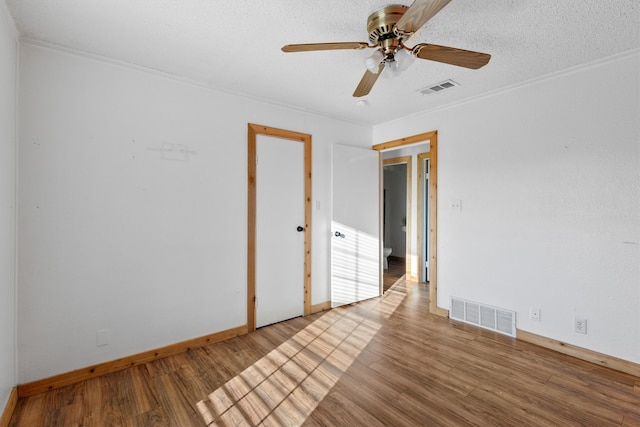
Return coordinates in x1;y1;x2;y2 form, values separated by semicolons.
367;4;408;57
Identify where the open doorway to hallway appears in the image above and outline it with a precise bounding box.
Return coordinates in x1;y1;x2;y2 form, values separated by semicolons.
373;131;443;315
382;158;410;292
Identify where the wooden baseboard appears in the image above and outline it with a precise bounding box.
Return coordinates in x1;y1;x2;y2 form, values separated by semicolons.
310;301;331;314
17;324;248;398
432;306;449;317
0;387;18;427
517;329;640;378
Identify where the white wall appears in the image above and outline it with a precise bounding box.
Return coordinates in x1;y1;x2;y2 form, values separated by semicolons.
374;51;640;363
17;42;370;383
14;35;639;386
0;0;17;410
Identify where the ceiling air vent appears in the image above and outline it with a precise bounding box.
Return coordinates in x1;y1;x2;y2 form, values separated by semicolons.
418;79;459;96
450;297;516;337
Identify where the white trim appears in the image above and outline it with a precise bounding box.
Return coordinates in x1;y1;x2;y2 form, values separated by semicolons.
378;48;640;127
18;38;366;128
13;37;19;387
19;39;639;131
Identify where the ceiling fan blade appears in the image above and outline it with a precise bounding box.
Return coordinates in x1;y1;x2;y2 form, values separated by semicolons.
282;42;369;53
413;44;491;69
353;63;385;97
394;0;453;38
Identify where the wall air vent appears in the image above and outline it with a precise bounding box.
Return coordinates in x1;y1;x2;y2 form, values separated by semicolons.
418;79;459;96
450;297;516;337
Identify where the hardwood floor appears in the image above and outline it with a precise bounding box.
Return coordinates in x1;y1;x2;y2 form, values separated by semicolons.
383;255;406;292
10;278;640;426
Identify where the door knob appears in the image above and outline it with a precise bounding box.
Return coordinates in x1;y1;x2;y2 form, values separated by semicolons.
297;226;304;232
335;231;346;238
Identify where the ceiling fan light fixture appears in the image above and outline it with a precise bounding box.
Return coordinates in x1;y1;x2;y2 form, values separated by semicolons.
385;59;401;78
383;48;414;78
365;50;384;73
394;48;415;72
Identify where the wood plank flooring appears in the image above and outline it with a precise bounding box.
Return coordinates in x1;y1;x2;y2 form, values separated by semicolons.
10;278;640;426
383;256;406;292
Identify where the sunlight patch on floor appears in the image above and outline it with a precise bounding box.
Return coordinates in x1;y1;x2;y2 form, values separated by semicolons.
196;286;406;426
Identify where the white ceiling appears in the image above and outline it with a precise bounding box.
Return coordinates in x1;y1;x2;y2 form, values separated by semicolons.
5;0;640;126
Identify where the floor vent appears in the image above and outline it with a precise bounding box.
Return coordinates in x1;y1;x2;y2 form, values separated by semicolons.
450;297;516;337
418;79;459;95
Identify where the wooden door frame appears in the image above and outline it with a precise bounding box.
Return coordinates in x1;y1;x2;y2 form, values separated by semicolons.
373;130;446;317
247;124;312;332
417;152;430;285
382;156;412;280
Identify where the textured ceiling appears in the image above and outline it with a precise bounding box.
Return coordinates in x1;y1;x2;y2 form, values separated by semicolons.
5;0;640;125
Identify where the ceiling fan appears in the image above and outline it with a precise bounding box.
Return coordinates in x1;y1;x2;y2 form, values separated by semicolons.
281;0;491;97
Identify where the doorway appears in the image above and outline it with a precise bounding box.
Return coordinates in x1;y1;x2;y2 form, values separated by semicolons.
382;157;411;291
373;130;444;316
247;124;312;331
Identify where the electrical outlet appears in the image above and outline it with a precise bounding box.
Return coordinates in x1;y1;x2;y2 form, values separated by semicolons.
450;200;462;211
530;307;541;321
574;318;587;334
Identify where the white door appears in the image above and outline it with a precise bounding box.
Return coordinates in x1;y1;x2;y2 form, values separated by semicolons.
331;144;380;307
256;135;305;327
